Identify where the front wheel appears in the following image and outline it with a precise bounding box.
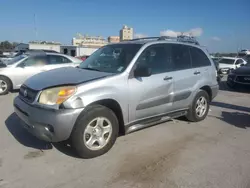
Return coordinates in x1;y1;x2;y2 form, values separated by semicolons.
186;90;210;122
70;104;119;159
0;76;11;95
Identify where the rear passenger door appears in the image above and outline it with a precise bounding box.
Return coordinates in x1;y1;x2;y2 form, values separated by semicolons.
189;46;212;84
171;44;201;110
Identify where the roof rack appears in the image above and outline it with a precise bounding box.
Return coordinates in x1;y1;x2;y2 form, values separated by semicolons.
130;35;200;45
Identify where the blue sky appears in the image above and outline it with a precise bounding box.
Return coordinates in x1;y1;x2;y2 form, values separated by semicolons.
0;0;249;52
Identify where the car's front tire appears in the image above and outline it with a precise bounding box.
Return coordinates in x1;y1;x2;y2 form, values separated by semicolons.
0;76;11;95
226;81;237;90
70;104;119;159
186;90;210;122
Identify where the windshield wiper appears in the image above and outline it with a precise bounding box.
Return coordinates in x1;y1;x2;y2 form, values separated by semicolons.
79;67;101;72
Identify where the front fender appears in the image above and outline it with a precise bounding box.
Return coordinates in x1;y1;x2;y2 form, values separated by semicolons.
63;86;129;123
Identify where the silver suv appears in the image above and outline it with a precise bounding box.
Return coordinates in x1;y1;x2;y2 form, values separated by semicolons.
14;36;219;158
0;51;82;95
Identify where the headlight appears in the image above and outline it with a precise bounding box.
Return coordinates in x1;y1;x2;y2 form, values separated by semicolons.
38;86;76;105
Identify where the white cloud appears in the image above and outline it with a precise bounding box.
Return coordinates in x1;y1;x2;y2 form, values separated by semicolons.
134;33;148;38
160;28;203;37
188;28;203;37
211;36;221;41
160;30;180;37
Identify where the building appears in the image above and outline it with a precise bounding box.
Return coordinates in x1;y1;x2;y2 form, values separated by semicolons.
72;33;108;48
119;25;133;41
60;45;98;57
13;43;29;52
13;41;61;53
28;41;61;52
108;36;120;43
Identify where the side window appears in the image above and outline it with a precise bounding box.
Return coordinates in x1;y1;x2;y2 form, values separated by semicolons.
20;56;48;67
48;55;72;65
190;47;211;68
235;59;243;65
171;44;191;71
136;44;173;74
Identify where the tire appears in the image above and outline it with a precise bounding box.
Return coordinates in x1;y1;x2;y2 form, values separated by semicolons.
0;76;11;95
186;90;210;122
70;104;119;159
226;81;237;90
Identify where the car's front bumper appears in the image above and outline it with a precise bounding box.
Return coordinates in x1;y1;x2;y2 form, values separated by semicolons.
14;96;83;142
227;74;250;86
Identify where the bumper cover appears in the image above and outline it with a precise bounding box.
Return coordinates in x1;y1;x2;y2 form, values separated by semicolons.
211;84;219;100
14;96;83;142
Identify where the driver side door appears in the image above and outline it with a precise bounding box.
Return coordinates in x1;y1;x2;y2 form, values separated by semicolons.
13;55;48;88
128;44;175;123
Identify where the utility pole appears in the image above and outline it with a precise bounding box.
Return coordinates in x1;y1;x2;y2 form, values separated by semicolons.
34;13;38;40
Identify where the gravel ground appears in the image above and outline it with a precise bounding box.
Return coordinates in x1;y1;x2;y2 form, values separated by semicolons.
0;78;250;188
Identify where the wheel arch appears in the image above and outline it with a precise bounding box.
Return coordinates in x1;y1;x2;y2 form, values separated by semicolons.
75;99;125;136
200;85;212;101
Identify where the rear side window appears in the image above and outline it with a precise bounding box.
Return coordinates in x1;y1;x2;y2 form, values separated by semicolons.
235;59;243;65
48;55;72;64
171;44;192;71
190;47;211;68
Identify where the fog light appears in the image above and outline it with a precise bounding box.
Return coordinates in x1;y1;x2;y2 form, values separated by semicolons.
44;124;54;133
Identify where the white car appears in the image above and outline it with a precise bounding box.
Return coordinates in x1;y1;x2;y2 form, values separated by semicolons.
218;57;247;74
0;51;82;95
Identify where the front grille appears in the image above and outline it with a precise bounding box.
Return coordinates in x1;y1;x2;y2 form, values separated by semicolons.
235;76;250;84
19;85;39;103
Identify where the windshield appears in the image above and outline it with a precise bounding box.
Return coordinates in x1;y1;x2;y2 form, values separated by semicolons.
79;44;142;73
218;58;235;64
6;55;26;65
238;52;247;58
244;55;250;63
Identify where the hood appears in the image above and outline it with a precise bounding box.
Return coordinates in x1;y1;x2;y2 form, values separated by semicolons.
233;66;250;75
24;67;114;90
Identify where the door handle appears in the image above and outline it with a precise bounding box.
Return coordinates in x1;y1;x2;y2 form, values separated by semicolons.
194;71;200;75
163;76;173;81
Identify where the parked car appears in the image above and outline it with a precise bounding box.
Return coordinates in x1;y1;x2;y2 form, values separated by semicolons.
218;57;247;75
237;49;250;63
77;55;90;61
227;62;250;89
14;36;218;158
0;52;82;95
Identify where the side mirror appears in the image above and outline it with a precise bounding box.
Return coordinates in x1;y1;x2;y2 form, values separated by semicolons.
134;65;152;77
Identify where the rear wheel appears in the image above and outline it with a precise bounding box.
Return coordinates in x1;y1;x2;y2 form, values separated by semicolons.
0;76;11;95
186;90;210;122
70;104;119;158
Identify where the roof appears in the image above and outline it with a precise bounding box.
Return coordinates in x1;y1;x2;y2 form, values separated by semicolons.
109;36;201;48
221;56;238;60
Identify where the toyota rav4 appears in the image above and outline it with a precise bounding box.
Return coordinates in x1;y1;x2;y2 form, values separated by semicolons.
14;36;219;158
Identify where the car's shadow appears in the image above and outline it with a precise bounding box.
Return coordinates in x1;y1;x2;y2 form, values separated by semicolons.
214;111;250;129
5;113;81;158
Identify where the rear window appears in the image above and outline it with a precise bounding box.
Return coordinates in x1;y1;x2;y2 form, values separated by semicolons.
218;58;235;64
190;47;211;68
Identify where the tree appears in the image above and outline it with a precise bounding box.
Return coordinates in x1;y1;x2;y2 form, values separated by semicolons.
0;41;17;51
